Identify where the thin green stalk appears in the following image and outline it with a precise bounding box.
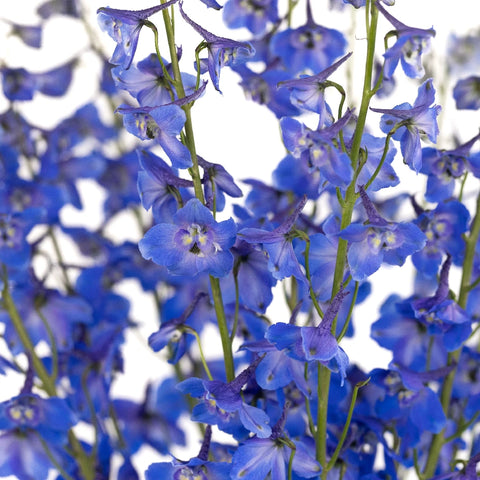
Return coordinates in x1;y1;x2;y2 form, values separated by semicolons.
320;3;379;476
210;277;235;382
423;189;480;477
317;364;331;477
229;269;240;342
38;434;75;480
160;2;204;202
331;0;379;304
36;307;59;383
303;238;324;319
288;447;295;480
336;281;359;342
184;327;213;380
2;270;94;480
81;365;99;459
326;378;369;471
48;227;74;293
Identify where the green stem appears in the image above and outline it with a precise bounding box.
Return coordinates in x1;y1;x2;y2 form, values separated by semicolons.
319;3;379;476
184;327;213;380
331;0;379;304
36;307;59;383
326;378;369;471
1;271;94;480
336;281;359;342
316;364;331;477
48;227;74;293
303;237;324;319
423;189;480;477
210;277;235;382
160;2;204;203
38;434;75;480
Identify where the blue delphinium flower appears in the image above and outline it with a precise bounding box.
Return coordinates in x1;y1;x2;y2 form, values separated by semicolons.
197;155;243;212
371;78;441;172
266;287;350;384
412;256;472;352
270;0;346;75
2;62;74;102
233;63;302;118
280;110;354;190
178;359;272;438
453;76;480;110
0;208;43;270
239;196;308;284
7;21;42;48
278;52;352;122
412;200;470;277
97;0;179;69
221;239;276;313
340;186;426;281
137;149;193;223
371;295;447;371
223;0;279;35
139;198;236;277
230;404;321;479
112;53;197;107
376;2;435;79
146;426;230;479
112;379;186;456
420;133;480;202
179;1;254;92
0;388;77;480
371;366;448;442
148;292;207;364
116;103;192;169
354;133;399;191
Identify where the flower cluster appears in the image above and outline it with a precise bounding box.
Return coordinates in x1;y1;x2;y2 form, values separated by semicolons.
1;1;480;479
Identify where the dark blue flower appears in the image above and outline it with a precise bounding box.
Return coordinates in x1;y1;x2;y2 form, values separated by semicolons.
179;1;254;92
371;78;441;172
230;407;321;480
233;64;302;118
112;379;186;455
340;187;426;281
0;208;42;270
412;200;470;277
178;359;272;438
112;53;197;107
280;111;354;190
97;0;179;69
278;52;352;121
266;287;350;383
146;425;230;479
270;1;346;75
116;103;192;169
137;149;193;223
139;198;236;277
376;1;435;79
412;256;472;352
420;133;480;202
239;196;308;283
223;0;279;35
453;76;480;110
8;22;42;48
0;392;77;480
